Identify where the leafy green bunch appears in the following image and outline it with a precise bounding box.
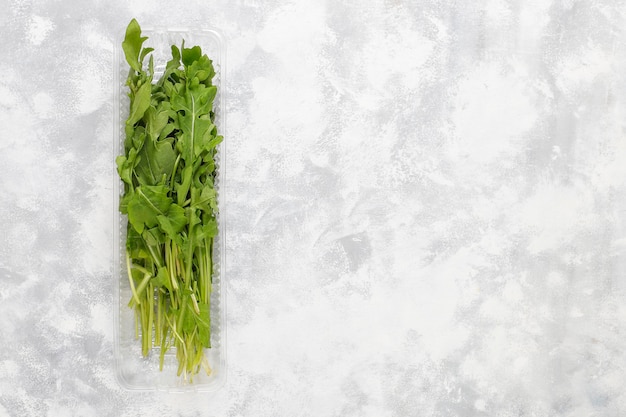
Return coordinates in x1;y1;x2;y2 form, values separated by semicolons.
116;19;222;380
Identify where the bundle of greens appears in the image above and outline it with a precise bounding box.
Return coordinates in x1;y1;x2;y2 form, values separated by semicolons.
116;19;222;380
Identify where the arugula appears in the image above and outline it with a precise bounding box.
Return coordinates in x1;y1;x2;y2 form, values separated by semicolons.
117;19;222;381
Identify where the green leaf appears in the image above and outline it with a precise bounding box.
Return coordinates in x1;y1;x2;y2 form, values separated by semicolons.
187;54;215;85
202;217;218;238
130;126;147;152
158;123;177;141
157;203;187;241
126;225;151;260
140;47;154;65
160;45;182;83
142;226;165;246
192;216;218;246
119;188;133;214
171;84;217;164
148;54;154;78
181;45;202;66
183;307;195;334
175;165;193;206
153;266;172;290
204;134;223;153
128;81;152;126
191;186;217;214
192;119;216;157
135;137;176;186
127;185;172;233
122;19;148;73
145;106;171;140
189;208;202;228
115;154;136;185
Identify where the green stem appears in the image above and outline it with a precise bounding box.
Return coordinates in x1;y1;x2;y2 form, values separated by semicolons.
134;306;140;339
146;283;154;354
135;272;152;297
176;295;187;335
126;251;141;305
186;241;193;287
164;313;187;375
208;237;213;287
159;323;167;371
155;289;162;347
131;263;151;275
190;293;200;315
169;240;179;292
147;244;162;268
141;292;149;356
197;247;204;303
170;154;181;186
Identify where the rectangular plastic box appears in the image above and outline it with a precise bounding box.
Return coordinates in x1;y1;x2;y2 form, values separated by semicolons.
113;26;226;392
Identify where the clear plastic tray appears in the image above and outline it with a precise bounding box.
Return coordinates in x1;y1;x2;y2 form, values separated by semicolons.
113;26;226;392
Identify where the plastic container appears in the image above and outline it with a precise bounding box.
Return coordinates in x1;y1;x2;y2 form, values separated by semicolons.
113;26;226;392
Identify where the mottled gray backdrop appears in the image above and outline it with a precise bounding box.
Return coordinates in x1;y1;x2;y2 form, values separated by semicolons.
2;0;626;416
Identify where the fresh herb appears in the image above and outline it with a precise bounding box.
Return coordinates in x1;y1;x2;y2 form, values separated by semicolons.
117;19;222;381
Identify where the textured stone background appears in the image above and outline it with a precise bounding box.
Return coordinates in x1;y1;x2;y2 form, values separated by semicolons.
2;0;626;416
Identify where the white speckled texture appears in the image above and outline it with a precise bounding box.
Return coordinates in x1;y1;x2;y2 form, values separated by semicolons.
2;0;626;416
